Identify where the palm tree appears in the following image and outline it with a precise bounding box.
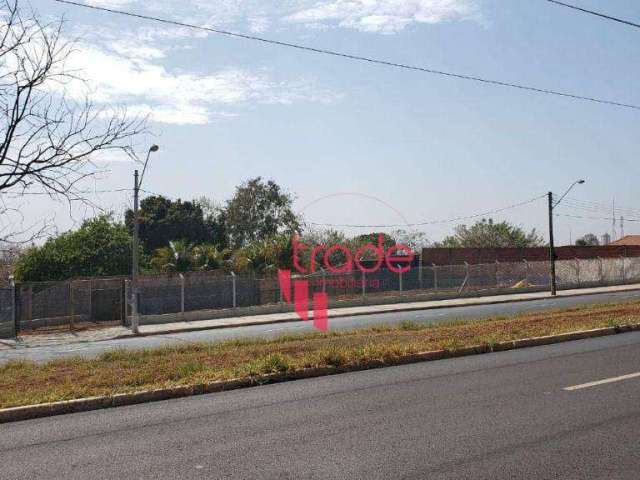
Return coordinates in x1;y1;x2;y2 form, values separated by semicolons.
150;240;193;273
192;244;231;271
232;235;292;274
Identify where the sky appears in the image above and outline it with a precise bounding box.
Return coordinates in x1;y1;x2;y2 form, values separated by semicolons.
9;0;640;246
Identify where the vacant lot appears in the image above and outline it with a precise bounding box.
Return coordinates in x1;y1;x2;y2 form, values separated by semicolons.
2;300;640;409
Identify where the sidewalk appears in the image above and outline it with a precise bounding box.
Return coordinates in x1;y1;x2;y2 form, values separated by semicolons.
2;283;640;350
137;283;640;336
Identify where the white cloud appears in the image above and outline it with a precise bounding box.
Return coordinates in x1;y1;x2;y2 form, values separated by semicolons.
85;0;136;7
56;0;474;127
81;0;479;34
62;42;339;125
285;0;479;33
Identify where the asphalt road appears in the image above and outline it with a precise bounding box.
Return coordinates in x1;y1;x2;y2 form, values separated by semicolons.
2;289;640;364
3;330;640;479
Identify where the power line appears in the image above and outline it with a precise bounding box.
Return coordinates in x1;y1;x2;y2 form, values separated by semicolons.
561;197;640;217
547;0;640;29
53;0;640;112
555;213;640;223
2;188;133;198
16;188;131;195
307;194;546;228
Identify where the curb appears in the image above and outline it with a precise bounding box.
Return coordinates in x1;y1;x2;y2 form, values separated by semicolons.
128;286;640;339
2;323;640;424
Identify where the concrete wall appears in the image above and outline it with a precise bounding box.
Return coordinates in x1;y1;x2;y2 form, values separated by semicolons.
421;246;640;266
136;284;551;326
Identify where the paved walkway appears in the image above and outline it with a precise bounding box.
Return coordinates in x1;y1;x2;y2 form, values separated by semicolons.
2;288;640;364
1;283;639;351
136;283;640;336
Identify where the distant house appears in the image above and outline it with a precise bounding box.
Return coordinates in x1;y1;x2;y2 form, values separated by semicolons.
610;235;640;246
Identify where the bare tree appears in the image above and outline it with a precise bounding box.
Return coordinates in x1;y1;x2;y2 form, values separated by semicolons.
0;0;146;242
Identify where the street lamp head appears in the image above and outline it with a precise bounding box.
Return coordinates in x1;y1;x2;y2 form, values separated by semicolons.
577;179;585;184
139;145;160;187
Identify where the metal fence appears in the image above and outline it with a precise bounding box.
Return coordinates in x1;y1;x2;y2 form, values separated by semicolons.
14;278;125;333
0;288;14;338
3;255;640;337
128;256;640;322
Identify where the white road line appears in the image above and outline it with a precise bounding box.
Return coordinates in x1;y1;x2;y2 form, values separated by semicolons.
564;372;640;391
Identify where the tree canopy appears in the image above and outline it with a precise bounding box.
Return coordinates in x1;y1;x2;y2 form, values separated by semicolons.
125;196;218;253
436;219;544;248
575;233;600;246
14;216;132;282
225;177;301;249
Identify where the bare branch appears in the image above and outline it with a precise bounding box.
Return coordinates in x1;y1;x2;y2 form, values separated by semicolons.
0;0;146;205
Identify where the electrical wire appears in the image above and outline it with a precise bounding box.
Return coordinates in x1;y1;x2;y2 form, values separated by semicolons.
555;213;640;222
560;197;640;217
4;188;133;196
547;0;640;29
52;0;640;112
307;194;546;228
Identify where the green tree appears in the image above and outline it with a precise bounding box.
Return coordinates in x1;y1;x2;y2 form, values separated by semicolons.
298;228;349;270
150;240;194;273
14;216;132;282
390;229;431;251
435;218;543;248
191;244;232;271
575;233;600;246
125;196;216;253
149;242;232;273
225;177;301;249
231;235;294;274
194;197;229;249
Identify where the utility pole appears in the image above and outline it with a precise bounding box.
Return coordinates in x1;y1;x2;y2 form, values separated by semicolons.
131;169;140;334
548;179;586;296
130;145;159;334
612;199;616;241
548;192;557;296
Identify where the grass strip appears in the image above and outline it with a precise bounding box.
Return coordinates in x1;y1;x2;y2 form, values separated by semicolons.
2;300;640;409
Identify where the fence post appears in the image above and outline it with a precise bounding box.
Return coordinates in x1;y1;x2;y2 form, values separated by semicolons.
598;257;604;285
10;277;16;338
432;264;438;292
88;280;92;322
123;279;129;325
418;251;424;289
69;281;75;331
321;268;326;294
458;262;470;295
26;284;32;322
575;258;580;288
179;273;185;318
231;272;237;308
621;256;626;283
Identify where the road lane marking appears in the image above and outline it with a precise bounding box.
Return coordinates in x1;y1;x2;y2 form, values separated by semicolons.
564;372;640;391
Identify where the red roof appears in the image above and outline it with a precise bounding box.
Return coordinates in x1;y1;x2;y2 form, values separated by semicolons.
610;235;640;246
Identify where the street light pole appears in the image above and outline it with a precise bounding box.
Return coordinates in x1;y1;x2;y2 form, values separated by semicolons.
131;169;140;333
548;179;585;296
131;145;159;334
548;191;557;296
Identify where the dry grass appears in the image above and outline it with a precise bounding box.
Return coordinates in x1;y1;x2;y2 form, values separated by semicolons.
2;300;640;409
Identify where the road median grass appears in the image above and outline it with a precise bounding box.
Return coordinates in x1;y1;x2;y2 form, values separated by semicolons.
2;300;640;409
